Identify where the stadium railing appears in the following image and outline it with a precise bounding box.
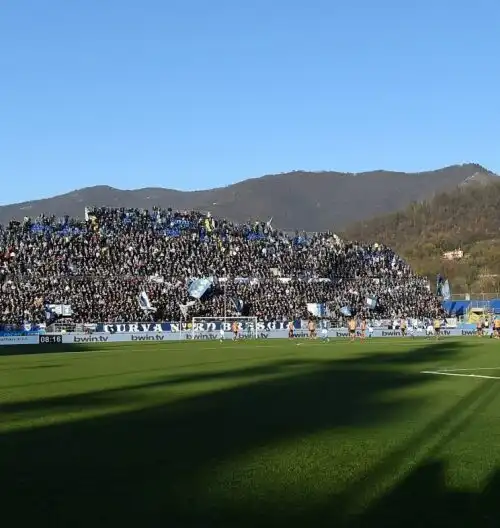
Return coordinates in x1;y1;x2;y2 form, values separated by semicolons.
450;292;500;301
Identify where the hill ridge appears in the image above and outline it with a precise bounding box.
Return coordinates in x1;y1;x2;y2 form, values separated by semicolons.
0;163;497;231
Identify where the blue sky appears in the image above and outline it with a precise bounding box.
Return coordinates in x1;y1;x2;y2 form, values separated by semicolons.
1;0;499;205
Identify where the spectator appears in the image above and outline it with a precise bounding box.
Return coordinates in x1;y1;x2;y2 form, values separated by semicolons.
0;207;443;325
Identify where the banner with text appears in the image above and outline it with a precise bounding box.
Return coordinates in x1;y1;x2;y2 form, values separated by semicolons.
0;335;40;346
95;320;298;333
62;327;477;344
0;328;486;347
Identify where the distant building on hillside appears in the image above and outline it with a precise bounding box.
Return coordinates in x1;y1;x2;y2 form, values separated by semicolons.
442;249;464;261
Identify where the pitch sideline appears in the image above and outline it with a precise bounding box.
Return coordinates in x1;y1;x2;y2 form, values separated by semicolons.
421;366;500;380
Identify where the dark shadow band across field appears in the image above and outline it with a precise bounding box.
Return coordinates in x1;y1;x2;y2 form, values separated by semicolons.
0;342;104;356
1;339;500;527
0;340;187;356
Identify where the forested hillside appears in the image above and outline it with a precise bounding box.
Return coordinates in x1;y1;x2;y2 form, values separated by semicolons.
343;182;500;293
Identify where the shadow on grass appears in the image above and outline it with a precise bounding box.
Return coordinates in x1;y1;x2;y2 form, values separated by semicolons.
355;460;500;528
0;358;319;413
0;339;192;357
1;339;497;527
0;343;99;356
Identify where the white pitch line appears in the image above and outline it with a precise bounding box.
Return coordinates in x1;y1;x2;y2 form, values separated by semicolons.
437;366;500;373
421;370;500;380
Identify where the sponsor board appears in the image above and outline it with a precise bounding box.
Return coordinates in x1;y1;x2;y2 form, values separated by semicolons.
0;335;40;346
63;333;168;344
130;334;166;342
459;329;479;336
186;333;225;341
61;328;466;344
288;332;309;339
72;335;110;343
1;327;482;347
335;331;359;338
64;332;270;343
185;332;273;340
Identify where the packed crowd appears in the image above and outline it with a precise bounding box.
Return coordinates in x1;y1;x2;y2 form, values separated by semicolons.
0;207;443;325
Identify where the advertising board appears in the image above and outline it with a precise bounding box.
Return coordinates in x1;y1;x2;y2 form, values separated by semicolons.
0;335;40;346
61;327;475;344
0;328;483;347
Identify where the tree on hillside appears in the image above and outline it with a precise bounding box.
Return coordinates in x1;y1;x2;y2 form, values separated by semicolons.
342;181;500;293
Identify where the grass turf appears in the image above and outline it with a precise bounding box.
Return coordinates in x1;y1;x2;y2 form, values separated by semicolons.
1;337;500;527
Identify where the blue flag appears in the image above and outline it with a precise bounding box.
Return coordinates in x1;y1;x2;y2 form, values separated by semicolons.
188;277;213;299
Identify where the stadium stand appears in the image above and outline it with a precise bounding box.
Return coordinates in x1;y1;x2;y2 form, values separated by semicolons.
0;207;444;325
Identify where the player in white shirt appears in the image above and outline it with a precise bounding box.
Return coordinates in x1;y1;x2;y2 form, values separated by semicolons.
320;327;329;342
426;323;434;337
368;324;374;338
219;327;225;343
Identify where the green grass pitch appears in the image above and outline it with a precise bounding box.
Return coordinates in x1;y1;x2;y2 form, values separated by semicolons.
2;337;500;527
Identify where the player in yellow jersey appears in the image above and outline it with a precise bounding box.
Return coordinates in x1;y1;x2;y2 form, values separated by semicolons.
494;318;500;339
360;319;366;340
400;318;407;337
348;318;356;342
433;318;441;339
308;319;316;339
476;319;483;337
232;321;239;341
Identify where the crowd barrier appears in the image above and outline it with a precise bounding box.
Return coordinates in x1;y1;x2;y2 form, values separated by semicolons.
0;327;483;347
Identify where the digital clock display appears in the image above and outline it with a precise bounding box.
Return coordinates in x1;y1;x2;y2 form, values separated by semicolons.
38;334;63;344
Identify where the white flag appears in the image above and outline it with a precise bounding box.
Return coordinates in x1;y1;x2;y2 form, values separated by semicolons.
366;296;377;309
179;301;196;317
138;291;156;312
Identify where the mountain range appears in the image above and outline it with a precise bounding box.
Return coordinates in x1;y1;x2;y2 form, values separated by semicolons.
0;163;496;231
